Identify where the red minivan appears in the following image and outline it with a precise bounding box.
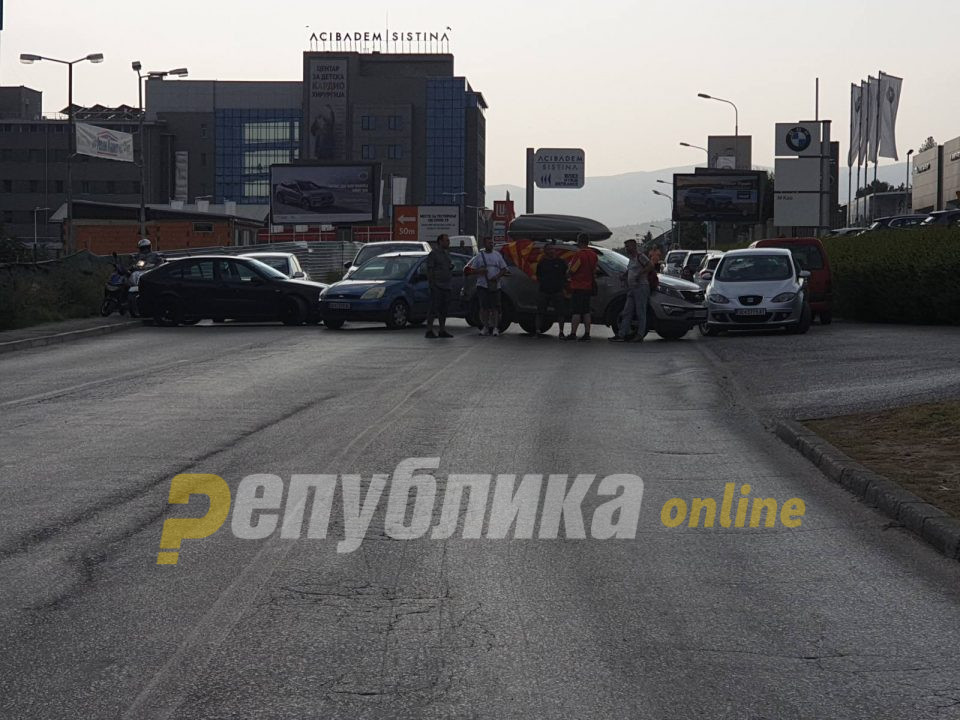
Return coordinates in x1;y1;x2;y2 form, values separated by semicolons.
749;237;832;324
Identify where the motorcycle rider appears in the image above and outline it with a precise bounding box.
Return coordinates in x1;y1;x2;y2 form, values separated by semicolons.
132;238;162;267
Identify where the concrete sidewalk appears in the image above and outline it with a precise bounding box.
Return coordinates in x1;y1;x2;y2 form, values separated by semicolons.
0;316;140;354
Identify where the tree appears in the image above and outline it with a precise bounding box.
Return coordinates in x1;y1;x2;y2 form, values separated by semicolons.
641;231;653;244
919;136;937;153
856;179;895;198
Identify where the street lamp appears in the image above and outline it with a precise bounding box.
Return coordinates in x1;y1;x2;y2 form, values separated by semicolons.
680;141;709;167
132;62;188;237
698;92;739;138
905;148;915;213
20;52;104;254
442;191;467;234
652;189;676;247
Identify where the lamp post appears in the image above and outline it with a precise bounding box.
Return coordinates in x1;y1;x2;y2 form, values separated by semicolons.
698;93;739;138
652;189;675;248
33;206;50;262
441;191;467;234
905;148;915;213
132;63;188;238
680;141;710;166
20;52;104;254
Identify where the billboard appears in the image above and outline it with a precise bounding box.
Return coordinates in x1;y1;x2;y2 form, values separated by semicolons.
271;164;378;225
305;57;348;161
76;123;134;163
673;172;764;222
393;205;460;243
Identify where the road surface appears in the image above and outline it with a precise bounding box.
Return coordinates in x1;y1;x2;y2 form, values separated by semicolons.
1;320;959;719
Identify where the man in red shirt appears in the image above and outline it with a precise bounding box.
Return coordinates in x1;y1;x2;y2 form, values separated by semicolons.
565;234;598;342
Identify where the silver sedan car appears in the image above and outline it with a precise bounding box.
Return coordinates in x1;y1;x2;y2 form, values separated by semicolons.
701;248;812;335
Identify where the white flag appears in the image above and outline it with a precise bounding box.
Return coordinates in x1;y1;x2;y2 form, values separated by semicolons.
878;72;903;160
848;83;862;167
75;122;134;163
866;76;880;164
858;80;869;166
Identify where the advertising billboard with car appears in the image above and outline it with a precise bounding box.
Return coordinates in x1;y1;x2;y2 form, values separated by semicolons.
270;164;379;225
673;172;765;222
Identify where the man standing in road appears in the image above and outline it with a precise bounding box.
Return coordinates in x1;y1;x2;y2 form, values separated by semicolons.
535;243;569;338
467;237;508;336
565;234;598;342
610;238;653;343
425;234;454;339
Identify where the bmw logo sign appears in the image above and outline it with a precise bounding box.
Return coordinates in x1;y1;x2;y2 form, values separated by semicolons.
786;126;812;153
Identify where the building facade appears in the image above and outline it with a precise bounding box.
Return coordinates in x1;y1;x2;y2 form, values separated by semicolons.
911;135;960;214
0;92;167;246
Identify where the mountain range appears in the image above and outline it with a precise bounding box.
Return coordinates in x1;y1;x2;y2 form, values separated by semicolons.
487;163;910;230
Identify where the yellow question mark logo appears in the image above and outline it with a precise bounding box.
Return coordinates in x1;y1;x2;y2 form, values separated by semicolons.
156;474;232;565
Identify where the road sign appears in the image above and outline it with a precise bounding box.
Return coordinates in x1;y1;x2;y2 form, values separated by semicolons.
534;148;585;189
392;205;460;243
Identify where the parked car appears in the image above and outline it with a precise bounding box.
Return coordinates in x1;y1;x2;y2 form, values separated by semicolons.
274;181;335;211
693;251;725;290
663;250;691;277
241;252;310;281
138;255;327;327
863;214;927;232
343;241;432;278
320;252;471;329
750;237;832;324
447;235;479;256
921;209;960;228
460;215;707;340
702;248;812;335
823;227;865;238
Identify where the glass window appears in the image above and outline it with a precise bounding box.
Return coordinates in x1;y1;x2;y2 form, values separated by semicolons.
352;255;419;281
717;255;793;282
362;145;376;160
179;259;215;281
193;222;214;232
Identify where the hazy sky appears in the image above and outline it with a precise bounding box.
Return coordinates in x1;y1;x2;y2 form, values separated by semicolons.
2;0;958;186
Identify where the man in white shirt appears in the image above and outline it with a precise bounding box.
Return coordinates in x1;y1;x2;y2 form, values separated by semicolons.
467;237;509;336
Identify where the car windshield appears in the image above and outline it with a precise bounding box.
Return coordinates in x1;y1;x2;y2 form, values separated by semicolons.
717;254;794;282
354;244;414;267
251;256;291;274
351;256;420;281
665;251;685;266
597;249;628;273
243;258;289;280
685;253;705;268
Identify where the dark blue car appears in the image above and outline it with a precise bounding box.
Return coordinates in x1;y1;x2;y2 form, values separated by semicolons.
319;252;470;329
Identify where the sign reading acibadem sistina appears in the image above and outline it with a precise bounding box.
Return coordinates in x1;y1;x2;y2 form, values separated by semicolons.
305;58;348;162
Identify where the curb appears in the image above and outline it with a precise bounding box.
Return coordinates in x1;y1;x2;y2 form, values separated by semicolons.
775;419;960;561
0;320;140;355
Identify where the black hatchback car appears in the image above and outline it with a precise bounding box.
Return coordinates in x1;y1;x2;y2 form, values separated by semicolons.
138;255;328;326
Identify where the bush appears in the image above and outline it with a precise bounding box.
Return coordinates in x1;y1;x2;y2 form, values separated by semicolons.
823;228;960;325
0;253;113;331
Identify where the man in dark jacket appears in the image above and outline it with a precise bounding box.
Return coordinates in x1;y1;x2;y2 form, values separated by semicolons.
534;243;569;337
425;234;454;338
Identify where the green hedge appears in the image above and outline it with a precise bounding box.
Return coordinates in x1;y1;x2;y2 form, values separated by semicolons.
823;228;960;325
0;252;113;331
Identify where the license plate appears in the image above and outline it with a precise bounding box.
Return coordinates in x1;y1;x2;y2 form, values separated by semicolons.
735;308;766;316
329;302;351;310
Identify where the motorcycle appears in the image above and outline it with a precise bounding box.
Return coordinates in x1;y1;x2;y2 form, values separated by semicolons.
125;258;152;318
100;254;130;317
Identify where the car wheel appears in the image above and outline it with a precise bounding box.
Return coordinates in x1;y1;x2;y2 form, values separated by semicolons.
819;310;833;325
656;323;689;340
324;318;345;330
154;296;180;327
300;197;312;210
699;322;719;337
518;316;539;335
100;299;115;317
180;318;201;326
386;300;410;329
798;304;812;334
280;296;307;326
465;297;482;327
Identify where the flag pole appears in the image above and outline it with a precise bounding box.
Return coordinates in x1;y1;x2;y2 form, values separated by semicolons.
874;70;883;186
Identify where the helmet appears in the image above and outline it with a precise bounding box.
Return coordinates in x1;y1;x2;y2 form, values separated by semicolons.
138;238;152;251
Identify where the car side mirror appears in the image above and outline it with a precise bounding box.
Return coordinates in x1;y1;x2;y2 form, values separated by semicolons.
799;270;811;279
292;271;305;279
700;270;713;281
343;261;352;269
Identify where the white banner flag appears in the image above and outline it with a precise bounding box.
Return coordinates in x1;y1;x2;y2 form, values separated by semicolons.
858;80;869;167
848;83;862;167
866;76;880;164
76;122;134;163
878;72;903;161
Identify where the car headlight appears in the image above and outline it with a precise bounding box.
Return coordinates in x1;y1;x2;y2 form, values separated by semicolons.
361;287;386;300
657;285;683;300
772;292;797;303
708;293;730;304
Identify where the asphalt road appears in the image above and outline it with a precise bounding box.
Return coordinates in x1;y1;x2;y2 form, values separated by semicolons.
1;319;959;719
